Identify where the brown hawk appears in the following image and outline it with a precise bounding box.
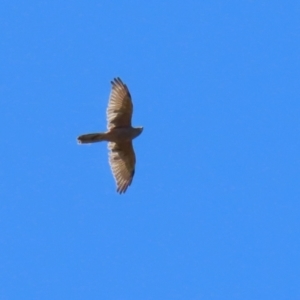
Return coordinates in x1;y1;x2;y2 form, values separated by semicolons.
77;78;143;194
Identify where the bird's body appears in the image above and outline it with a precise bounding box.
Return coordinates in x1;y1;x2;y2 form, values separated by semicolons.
77;78;143;194
78;127;142;144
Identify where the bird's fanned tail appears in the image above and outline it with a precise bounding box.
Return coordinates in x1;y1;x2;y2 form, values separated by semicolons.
77;133;107;144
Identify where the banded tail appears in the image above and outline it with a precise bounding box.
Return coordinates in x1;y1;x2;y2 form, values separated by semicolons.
77;132;108;144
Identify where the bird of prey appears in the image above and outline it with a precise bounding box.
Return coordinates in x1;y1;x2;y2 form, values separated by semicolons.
77;78;143;194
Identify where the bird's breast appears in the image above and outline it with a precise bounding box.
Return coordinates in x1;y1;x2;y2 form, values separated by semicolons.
107;127;137;143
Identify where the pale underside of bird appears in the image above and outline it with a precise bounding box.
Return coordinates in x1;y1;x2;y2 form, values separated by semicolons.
77;78;143;194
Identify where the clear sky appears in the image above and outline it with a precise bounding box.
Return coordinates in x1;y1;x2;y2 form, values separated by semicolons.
1;1;299;299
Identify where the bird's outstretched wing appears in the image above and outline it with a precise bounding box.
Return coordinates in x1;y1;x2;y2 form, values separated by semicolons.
108;141;136;194
106;78;133;130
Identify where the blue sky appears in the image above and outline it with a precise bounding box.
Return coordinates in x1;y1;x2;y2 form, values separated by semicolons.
1;1;300;299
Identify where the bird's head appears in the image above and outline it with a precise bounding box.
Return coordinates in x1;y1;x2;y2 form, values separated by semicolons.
133;126;143;139
137;126;143;133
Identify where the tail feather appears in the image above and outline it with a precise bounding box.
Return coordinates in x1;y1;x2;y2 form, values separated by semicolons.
77;132;107;144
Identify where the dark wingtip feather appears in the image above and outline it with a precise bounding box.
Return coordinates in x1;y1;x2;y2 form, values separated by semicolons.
111;77;124;86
